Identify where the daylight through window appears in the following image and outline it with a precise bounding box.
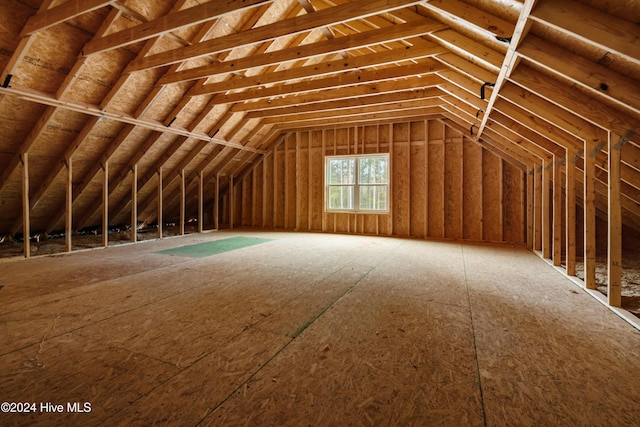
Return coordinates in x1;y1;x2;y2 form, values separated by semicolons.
325;154;389;212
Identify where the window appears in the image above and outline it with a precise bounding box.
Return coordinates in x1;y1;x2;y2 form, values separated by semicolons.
325;154;389;212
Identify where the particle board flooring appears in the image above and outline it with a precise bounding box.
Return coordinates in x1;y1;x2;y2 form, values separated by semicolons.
0;231;639;426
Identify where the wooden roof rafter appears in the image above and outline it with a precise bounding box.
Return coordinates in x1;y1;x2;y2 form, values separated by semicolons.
125;0;427;72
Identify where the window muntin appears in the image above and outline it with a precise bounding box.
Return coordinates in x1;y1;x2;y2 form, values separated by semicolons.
325;155;389;212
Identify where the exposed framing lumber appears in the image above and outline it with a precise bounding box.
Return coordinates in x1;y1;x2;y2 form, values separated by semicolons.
518;35;640;117
583;137;599;290
21;153;30;258
65;158;72;252
530;0;640;66
231;75;443;113
244;88;443;120
19;0;114;36
230;174;235;229
509;66;639;144
160;20;444;85
83;0;272;55
608;132;623;306
190;44;445;97
542;159;553;259
552;155;563;266
180;169;186;235
424;0;515;40
214;173;219;230
198;173;204;233
0;106;56;193
126;0;427;72
102;161;108;248
474;0;537;138
208;63;444;106
0;87;264;154
566;151;577;276
158;167;163;239
131;164;138;243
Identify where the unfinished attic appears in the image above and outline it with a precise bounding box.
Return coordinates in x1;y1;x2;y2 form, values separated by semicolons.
1;0;640;425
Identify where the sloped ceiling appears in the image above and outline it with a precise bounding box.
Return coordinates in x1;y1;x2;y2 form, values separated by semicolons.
0;0;638;238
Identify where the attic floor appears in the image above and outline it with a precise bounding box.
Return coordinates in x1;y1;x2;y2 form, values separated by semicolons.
0;231;639;426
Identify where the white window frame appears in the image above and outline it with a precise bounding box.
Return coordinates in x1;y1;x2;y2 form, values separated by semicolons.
324;154;390;213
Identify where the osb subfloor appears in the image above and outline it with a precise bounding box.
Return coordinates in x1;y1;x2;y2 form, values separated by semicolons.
1;231;639;426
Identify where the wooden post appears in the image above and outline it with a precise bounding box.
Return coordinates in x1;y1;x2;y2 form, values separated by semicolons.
552;156;563;266
215;172;220;230
102;161;108;247
608;132;623;306
526;169;534;250
198;172;203;233
566;153;577;276
534;164;542;252
230;174;234;229
424;121;429;239
296;132;301;232
542;158;551;259
179;168;185;235
65;157;72;252
584;137;598;290
131;163;137;243
284;135;289;229
157;166;163;239
21;153;30;258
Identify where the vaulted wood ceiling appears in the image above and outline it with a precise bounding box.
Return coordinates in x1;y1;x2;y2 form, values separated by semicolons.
0;0;638;239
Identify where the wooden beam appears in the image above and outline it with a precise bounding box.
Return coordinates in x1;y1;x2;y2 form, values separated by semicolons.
509;66;639;142
131;164;137;243
180;169;185;235
127;0;426;72
158;167;163;239
424;0;515;39
102;161;108;247
0;87;264;154
584;136;599;290
498;82;595;144
207;62;444;105
429;29;503;73
232;75;443;112
0;106;56;192
9;116;102;236
542;158;551;258
566;151;577;276
191;45;446;97
215;173;220;230
530;0;640;66
21;153;30;258
83;0;272;55
261;100;442;125
65;158;73;252
160;20;445;85
518;35;640;117
527;168;534;249
230;175;235;230
608;132;623;307
198;173;204;233
20;0;114;36
552;155;563;266
534;165;542;251
245;88;443;119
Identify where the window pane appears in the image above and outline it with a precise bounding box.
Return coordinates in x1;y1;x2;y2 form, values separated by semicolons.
359;157;389;184
328;185;354;210
328;158;355;184
359;185;387;210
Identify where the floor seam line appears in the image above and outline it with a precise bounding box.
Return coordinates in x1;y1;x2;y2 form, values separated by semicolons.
193;265;376;426
461;243;488;427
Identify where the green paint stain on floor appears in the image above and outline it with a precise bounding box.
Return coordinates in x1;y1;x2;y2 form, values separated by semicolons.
156;236;273;258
